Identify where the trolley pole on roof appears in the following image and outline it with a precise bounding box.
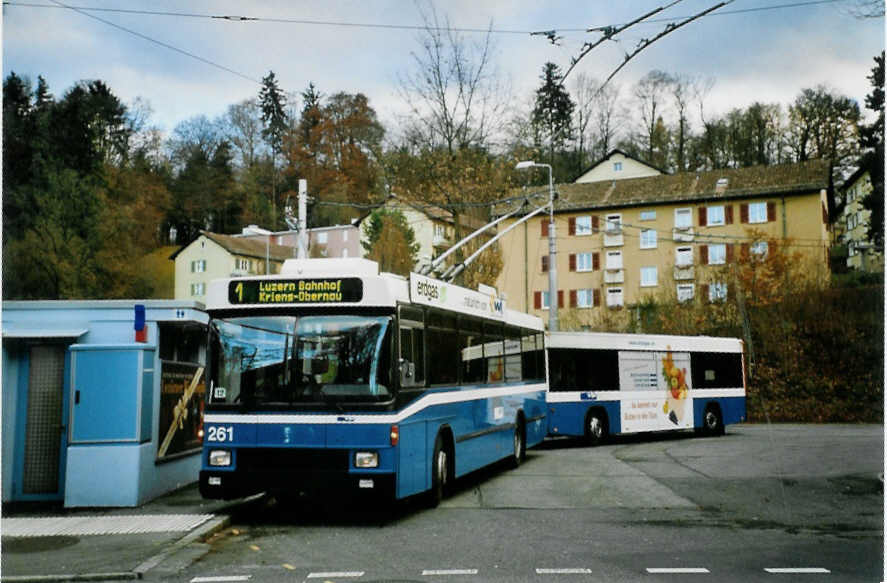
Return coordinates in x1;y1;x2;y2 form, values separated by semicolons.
516;161;558;332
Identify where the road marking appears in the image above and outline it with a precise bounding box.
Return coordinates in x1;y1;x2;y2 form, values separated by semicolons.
765;568;831;574
646;567;710;574
422;569;479;576
536;568;593;574
190;577;251;583
306;572;365;579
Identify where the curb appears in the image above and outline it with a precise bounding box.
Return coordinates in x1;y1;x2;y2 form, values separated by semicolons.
0;515;232;583
1;574;139;583
133;514;232;576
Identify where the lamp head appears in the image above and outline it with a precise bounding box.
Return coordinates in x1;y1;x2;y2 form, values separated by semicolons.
515;160;536;170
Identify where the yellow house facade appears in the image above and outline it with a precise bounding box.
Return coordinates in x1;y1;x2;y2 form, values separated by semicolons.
574;149;664;183
170;231;296;301
495;159;832;328
838;168;883;273
364;194;487;272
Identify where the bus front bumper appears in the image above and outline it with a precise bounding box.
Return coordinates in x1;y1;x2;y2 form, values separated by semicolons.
199;469;396;502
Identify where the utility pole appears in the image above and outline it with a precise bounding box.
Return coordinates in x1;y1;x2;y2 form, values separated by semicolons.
298;179;308;259
516;161;558;332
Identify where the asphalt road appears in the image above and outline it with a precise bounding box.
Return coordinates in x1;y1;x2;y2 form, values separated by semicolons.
155;424;883;583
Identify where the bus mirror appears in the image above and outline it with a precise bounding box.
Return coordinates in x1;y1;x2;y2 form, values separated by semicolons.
399;359;415;384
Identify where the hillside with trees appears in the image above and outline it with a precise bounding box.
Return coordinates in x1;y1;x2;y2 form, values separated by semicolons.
2;7;880;302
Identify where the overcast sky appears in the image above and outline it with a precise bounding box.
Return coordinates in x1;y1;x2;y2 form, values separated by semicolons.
3;0;884;140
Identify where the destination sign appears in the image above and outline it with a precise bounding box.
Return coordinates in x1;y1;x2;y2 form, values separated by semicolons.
228;278;363;305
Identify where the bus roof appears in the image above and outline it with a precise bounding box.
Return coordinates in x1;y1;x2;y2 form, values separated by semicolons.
205;258;544;331
546;331;743;353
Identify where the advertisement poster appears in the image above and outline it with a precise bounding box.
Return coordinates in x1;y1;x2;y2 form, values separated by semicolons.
618;350;693;433
157;362;205;460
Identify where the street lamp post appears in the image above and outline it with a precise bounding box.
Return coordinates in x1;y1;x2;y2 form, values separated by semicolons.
516;161;558;332
243;225;272;274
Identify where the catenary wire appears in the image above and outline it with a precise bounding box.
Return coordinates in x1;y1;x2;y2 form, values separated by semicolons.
6;0;851;36
39;0;261;84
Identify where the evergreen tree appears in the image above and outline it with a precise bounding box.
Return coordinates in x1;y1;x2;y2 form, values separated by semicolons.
258;71;288;228
298;82;323;146
258;71;288;153
532;62;575;171
361;209;420;276
859;51;884;247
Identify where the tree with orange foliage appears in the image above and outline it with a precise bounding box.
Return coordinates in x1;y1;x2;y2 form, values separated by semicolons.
285;88;384;227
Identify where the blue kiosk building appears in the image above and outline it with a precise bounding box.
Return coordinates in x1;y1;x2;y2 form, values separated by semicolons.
2;300;208;507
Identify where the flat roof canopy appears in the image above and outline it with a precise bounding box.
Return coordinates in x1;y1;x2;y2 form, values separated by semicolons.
2;328;88;339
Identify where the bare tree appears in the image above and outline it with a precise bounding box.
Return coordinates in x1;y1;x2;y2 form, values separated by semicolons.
634;70;675;167
572;75;623;163
225;99;264;170
572;73;596;169
671;74;693;172
396;1;508;153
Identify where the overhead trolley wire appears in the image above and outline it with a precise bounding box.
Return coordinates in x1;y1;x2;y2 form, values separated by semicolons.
36;0;262;84
6;0;852;35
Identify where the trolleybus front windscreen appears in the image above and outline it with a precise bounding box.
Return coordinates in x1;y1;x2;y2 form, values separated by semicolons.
209;315;392;406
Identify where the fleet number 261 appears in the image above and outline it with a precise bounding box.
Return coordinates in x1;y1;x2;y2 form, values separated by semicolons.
206;426;234;442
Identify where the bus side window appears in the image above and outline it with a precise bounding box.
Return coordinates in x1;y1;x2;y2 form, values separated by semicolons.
550;348;618;390
549;349;577;390
460;317;485;384
535;333;546;382
399;327;425;388
521;333;537;381
484;321;504;383
690;352;743;388
504;326;523;382
413;328;425;385
427;310;459;385
400;327;415;386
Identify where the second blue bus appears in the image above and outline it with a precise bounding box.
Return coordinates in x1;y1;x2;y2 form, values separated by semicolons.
546;331;746;444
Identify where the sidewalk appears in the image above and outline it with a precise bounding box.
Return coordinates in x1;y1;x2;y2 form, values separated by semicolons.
1;484;249;582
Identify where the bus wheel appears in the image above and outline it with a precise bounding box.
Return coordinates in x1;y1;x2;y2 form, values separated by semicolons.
429;434;449;507
585;410;608;446
703;404;724;436
509;418;526;469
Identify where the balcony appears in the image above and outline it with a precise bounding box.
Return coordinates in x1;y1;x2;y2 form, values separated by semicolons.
673;266;695;281
604;269;624;284
603;229;624;247
672;227;695;242
606;293;624;309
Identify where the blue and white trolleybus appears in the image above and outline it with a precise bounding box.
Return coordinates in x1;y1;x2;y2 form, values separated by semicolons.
546;331;746;444
199;258;547;504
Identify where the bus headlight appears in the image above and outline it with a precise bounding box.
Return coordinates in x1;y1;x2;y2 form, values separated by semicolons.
354;451;379;468
209;450;232;467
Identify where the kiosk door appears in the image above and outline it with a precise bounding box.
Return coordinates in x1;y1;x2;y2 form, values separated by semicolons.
22;345;67;498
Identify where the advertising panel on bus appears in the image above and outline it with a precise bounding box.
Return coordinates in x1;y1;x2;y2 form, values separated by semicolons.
410;273;505;320
618;350;693;433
